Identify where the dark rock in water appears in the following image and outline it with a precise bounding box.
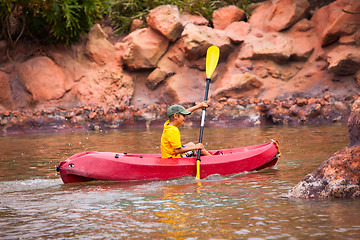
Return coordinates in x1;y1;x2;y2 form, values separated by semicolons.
286;97;360;199
285;145;360;199
348;98;360;147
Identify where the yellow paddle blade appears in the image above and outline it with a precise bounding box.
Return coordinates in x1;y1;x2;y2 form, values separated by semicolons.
206;46;220;79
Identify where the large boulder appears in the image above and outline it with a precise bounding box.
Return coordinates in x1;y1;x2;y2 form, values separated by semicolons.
211;73;263;99
72;70;134;108
249;0;310;32
0;71;12;108
85;24;118;65
238;31;314;63
181;23;233;60
311;0;360;47
147;5;184;42
286;97;360;199
162;69;205;104
146;42;185;90
181;13;209;26
122;28;169;70
212;5;246;30
348;97;360;147
225;21;251;44
286;146;360;199
327;45;360;75
17;56;66;101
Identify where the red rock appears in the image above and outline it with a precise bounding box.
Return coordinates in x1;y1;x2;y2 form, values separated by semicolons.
88;112;97;119
327;45;360;76
17;56;66;102
225;21;251;44
130;19;146;32
212;5;245;30
85;24;117;65
281;101;292;109
122;28;169;70
296;98;308;106
302;103;322;120
249;0;310;32
227;98;238;107
181;23;232;60
146;42;183;90
0;71;12;109
287;145;360;199
289;105;302;116
180;13;208;26
312;0;360;47
219;97;227;103
356;71;360;86
147;5;184;42
238;31;314;63
239;100;247;107
263;99;271;105
4;110;11;116
211;73;263;100
348;97;360;147
324;94;331;100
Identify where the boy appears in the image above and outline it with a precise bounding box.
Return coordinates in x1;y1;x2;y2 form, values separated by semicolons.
161;102;211;158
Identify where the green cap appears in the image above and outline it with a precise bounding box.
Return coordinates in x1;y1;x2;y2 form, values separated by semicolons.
167;104;191;117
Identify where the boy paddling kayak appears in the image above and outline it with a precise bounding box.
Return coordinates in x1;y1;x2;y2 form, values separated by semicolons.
161;102;211;158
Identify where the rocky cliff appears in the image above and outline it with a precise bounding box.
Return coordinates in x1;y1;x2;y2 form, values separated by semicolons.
0;0;359;133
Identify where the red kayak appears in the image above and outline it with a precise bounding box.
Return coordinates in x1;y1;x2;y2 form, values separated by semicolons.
57;141;281;183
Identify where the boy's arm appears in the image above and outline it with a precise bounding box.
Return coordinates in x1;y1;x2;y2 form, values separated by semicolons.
186;101;209;113
174;143;205;155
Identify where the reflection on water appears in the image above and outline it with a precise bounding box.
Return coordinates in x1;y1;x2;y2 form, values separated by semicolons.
1;124;360;239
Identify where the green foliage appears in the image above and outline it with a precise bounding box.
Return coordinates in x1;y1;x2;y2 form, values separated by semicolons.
0;0;264;46
104;0;264;35
0;0;104;46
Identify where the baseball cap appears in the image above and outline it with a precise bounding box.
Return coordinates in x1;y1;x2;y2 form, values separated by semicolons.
167;104;191;117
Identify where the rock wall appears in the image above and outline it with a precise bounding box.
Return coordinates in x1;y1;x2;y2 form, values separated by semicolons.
0;0;359;133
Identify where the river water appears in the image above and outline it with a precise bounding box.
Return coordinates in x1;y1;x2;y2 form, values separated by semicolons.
1;124;360;239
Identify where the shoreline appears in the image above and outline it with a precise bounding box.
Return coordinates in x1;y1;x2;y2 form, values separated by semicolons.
0;96;356;135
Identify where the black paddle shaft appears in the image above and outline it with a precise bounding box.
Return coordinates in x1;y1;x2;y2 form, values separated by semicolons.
196;77;211;161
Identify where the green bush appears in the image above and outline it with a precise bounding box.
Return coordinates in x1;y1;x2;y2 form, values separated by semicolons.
0;0;103;46
0;0;263;46
104;0;264;35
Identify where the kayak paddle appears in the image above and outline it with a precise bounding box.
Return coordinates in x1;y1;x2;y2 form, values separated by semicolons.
196;45;220;179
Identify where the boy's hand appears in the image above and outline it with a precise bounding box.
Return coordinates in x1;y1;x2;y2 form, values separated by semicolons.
194;143;205;150
197;101;210;109
186;101;210;113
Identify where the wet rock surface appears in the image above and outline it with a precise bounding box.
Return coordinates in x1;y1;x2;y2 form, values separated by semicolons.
286;97;360;199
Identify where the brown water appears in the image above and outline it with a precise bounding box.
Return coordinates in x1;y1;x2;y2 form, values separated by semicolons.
1;124;360;239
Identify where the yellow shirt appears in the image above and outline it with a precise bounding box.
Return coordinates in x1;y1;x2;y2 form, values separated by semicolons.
161;120;182;158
